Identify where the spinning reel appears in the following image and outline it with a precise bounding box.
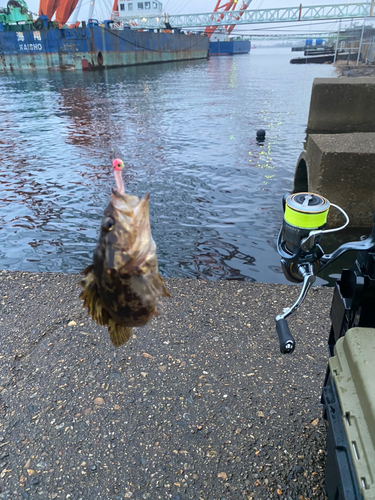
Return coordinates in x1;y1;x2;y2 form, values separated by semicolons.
276;192;349;354
279;193;330;282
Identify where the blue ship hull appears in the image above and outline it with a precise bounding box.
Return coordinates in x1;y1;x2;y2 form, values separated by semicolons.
209;39;250;56
0;27;209;71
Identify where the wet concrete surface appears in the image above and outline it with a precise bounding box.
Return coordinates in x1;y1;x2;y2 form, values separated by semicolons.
0;271;334;500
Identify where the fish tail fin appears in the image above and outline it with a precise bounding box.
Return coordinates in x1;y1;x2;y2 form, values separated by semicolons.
108;320;133;347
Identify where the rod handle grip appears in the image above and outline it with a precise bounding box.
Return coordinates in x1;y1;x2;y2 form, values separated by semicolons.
276;318;295;354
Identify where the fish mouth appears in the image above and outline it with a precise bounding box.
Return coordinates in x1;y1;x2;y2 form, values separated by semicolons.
109;188;135;217
111;187;127;199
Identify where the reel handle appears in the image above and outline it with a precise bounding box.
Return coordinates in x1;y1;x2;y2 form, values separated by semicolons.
275;318;295;354
274;264;315;354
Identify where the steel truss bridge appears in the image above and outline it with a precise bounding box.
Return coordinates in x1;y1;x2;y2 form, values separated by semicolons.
243;31;364;40
247;33;333;40
115;2;375;30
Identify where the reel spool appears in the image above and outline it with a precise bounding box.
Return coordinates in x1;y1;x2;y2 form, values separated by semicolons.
282;193;330;252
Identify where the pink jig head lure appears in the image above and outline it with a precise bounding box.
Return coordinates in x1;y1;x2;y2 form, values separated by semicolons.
113;158;125;195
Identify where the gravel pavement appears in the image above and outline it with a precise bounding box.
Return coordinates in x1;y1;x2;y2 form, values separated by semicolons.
0;271;334;500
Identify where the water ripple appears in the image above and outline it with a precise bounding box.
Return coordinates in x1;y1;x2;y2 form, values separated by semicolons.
0;49;336;281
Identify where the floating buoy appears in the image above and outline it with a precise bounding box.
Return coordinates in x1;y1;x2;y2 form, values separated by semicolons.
256;129;266;140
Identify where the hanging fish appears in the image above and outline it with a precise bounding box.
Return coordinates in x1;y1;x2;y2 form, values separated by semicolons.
79;159;170;347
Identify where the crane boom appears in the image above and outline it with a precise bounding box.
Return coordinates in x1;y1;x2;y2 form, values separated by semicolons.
205;0;253;38
226;0;252;35
204;1;236;38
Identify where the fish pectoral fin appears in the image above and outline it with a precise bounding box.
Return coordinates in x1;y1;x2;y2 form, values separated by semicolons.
154;303;161;317
161;280;172;298
79;271;109;326
108;320;133;347
156;273;171;297
81;264;94;275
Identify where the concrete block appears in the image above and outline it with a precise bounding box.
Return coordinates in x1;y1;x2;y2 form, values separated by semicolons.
307;78;375;134
294;133;375;227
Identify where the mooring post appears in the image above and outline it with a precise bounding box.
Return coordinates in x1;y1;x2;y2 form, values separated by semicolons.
357;16;366;66
334;19;341;64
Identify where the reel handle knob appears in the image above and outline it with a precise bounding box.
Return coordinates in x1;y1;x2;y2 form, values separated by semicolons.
275;318;295;354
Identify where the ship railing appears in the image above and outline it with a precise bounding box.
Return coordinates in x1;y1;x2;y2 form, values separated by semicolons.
110;12;134;29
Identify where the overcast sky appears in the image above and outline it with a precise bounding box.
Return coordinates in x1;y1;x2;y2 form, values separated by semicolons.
9;0;369;34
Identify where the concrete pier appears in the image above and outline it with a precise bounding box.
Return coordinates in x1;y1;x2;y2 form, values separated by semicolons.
0;272;332;499
294;77;375;227
306;77;375;135
295;133;375;227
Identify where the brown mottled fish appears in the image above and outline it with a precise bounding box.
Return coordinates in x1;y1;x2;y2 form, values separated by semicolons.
79;159;170;347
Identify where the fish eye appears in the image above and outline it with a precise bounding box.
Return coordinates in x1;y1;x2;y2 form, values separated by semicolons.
102;217;115;231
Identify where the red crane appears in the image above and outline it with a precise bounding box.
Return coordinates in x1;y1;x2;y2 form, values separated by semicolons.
39;0;80;25
204;0;253;38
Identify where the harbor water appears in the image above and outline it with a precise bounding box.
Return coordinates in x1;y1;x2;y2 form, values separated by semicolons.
0;48;338;282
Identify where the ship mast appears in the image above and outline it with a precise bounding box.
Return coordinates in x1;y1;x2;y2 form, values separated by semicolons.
88;0;95;19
